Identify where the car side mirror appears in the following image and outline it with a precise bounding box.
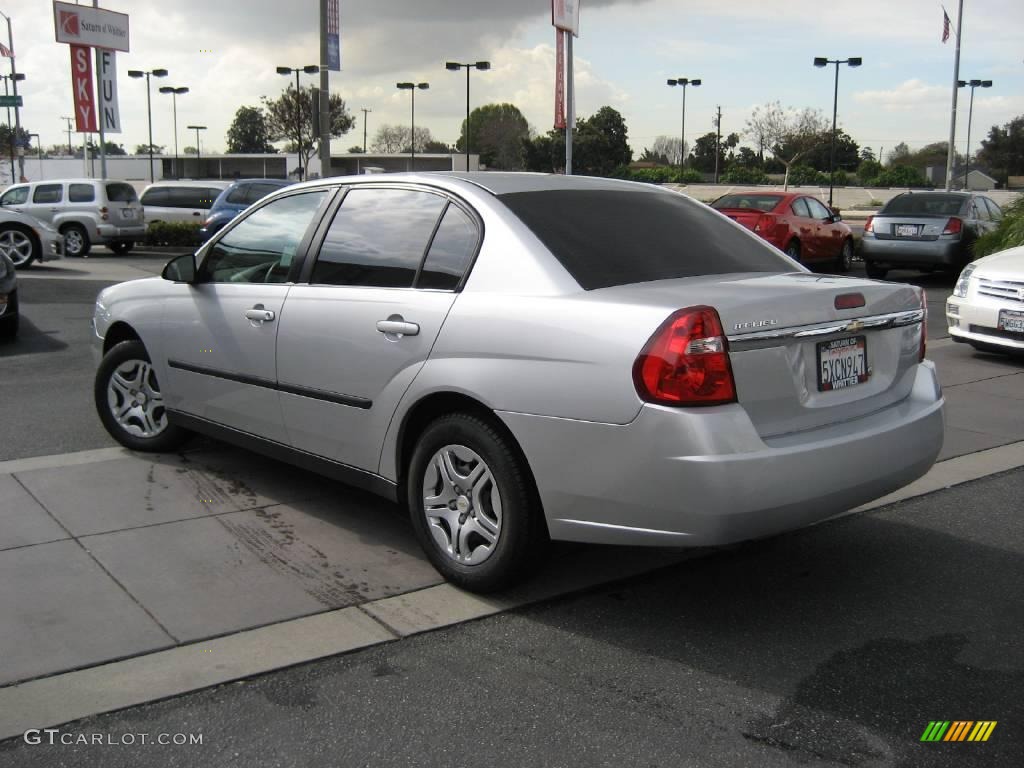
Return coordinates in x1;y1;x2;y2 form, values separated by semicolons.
162;252;197;283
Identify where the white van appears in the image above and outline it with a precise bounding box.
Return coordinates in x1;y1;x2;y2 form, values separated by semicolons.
139;180;231;226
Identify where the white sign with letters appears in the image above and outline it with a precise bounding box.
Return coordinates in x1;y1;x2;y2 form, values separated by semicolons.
98;49;121;133
53;1;130;52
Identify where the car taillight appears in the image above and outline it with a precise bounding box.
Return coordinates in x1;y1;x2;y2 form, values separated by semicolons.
100;206;109;221
863;215;874;233
754;213;775;233
633;306;737;406
942;217;963;235
919;288;927;362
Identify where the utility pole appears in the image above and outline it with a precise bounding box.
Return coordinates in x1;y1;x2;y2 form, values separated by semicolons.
714;105;722;184
92;0;106;179
361;107;371;153
318;0;331;179
944;0;964;190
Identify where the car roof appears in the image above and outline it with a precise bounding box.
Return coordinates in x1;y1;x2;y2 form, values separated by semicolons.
143;180;231;189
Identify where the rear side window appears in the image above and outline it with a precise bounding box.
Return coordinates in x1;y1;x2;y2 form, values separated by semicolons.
971;199;991;221
105;183;137;202
498;189;793;291
982;198;1003;220
881;195;966;216
225;186;250;205
140;188;168;206
1;186;28;205
167;187;218;209
33;184;63;204
419;204;479;290
69;183;96;203
247;183;283;204
311;188;446;288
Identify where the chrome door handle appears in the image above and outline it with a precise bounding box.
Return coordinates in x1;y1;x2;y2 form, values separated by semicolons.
245;308;276;322
376;320;420;337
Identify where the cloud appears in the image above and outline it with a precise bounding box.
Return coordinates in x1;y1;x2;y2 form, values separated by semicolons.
853;79;949;112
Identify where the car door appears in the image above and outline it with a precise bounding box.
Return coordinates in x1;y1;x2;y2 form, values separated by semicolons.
23;183;65;227
805;197;843;262
276;185;480;472
160;189;330;444
789;197;817;259
0;185;30;213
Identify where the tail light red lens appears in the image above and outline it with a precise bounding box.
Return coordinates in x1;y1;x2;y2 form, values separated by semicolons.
633;306;737;406
919;288;927;361
754;214;775;233
835;292;866;310
100;206;109;221
863;215;874;233
942;217;963;235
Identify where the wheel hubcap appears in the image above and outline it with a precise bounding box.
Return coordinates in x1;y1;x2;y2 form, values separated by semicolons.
0;230;33;266
66;230;84;254
107;359;167;438
422;444;502;566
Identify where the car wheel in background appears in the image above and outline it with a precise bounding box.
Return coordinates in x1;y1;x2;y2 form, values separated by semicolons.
0;226;38;268
94;340;188;452
785;240;801;262
108;241;135;255
865;261;888;279
407;413;548;593
836;239;854;273
62;224;91;258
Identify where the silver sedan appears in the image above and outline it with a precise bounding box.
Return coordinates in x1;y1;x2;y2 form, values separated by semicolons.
92;173;944;592
0;208;64;268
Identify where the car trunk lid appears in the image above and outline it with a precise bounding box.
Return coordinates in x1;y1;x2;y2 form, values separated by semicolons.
715;207;764;232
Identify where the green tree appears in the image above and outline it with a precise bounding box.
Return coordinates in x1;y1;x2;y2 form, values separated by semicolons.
859;146;876;163
456;103;530;170
347;145;365;154
262;87;355;170
85;139;127;155
183;146;198;155
134;143;164;155
888;142;911;165
976;116;1024;180
857;159;883;184
802;129;860;173
0;125;31;156
226;105;276;154
689;131;739;173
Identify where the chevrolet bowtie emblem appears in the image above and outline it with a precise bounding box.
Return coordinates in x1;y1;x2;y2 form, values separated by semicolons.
844;320;865;333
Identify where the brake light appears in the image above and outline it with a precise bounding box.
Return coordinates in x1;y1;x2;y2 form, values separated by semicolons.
835;292;866;310
942;217;963;235
919;288;927;361
633;306;737;406
100;206;109;221
863;215;874;233
754;213;775;233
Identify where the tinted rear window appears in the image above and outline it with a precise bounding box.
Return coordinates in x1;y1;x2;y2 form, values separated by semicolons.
881;194;966;216
106;183;137;202
498;189;793;290
712;194;782;212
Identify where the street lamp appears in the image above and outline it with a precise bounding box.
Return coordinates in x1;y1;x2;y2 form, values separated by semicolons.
361;107;371;153
814;56;861;208
445;61;490;171
1;72;26;183
187;125;207;179
397;82;429;170
127;68;168;182
276;65;320;180
666;77;701;170
957;79;992;190
0;10;25;182
158;86;189;179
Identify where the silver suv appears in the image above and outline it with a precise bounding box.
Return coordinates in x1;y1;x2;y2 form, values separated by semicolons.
0;179;145;257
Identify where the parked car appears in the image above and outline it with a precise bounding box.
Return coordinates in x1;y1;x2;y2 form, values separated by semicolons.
199;179;292;242
92;173;944;592
0;249;18;339
140;180;231;226
0;207;64;268
947;244;1024;355
860;191;1002;278
711;191;855;272
0;179;141;258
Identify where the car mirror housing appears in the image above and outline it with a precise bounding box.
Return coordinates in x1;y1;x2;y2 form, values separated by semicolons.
162;252;197;283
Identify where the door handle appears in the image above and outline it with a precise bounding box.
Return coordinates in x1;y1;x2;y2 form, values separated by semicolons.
245;308;276;323
376;319;420;337
193;212;202;216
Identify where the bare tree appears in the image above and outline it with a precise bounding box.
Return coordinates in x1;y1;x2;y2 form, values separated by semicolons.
651;136;686;166
370;124;434;154
745;102;828;189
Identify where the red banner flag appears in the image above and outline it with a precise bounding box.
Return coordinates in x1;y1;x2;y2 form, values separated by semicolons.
554;30;566;129
942;10;951;43
70;44;97;132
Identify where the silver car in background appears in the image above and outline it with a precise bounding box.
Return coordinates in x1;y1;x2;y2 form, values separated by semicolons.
0;207;64;268
92;173;944;592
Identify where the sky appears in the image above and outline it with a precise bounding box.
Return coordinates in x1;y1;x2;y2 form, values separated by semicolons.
6;0;1024;163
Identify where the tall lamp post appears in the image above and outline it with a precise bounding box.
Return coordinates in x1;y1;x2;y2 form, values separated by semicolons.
445;60;490;171
396;82;428;171
275;65;320;180
666;77;700;170
187;124;206;179
361;107;371;153
1;72;25;183
958;78;992;190
158;85;189;179
127;68;168;182
0;10;25;182
813;56;861;209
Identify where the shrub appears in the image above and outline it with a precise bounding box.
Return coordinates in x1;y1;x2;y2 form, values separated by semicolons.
721;167;769;185
145;221;203;247
786;165;829;186
871;166;931;188
612;166;705;184
973;195;1024;258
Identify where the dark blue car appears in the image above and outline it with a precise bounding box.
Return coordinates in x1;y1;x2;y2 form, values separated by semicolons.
198;179;292;242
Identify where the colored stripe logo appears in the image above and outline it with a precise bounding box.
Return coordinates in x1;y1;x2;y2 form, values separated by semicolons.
920;721;997;742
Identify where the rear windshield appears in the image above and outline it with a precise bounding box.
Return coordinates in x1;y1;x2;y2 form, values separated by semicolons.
881;194;966;216
106;183;137;202
498;189;793;290
712;194;782;212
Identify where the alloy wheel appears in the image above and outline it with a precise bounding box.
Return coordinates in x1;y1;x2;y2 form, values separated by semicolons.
106;359;168;438
0;229;34;267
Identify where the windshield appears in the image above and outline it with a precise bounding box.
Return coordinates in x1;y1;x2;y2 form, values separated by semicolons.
711;194;783;212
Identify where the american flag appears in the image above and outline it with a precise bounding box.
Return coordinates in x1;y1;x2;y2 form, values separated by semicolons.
0;42;13;58
942;10;951;43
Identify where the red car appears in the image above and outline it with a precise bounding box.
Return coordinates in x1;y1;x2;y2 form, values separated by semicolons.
711;192;855;272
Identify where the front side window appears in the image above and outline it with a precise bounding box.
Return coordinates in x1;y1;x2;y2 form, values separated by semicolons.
790;198;811;218
69;183;96;203
805;198;832;220
226;186;249;205
1;186;28;205
140;188;168;206
200;191;327;284
167;187;218;209
311;188;446;288
33;184;63;204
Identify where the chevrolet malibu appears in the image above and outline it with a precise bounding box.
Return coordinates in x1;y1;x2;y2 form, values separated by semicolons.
92;173;945;592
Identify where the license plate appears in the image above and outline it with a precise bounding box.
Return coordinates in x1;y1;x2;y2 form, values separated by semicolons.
121;208;136;219
817;336;869;391
999;309;1024;333
894;224;919;237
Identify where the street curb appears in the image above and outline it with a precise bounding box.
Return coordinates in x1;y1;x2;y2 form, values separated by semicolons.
0;439;1022;740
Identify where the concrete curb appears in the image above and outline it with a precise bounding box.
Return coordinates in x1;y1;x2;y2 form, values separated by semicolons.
1;439;1022;740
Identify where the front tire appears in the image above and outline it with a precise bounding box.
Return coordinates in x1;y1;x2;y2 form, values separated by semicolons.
94;340;188;452
0;226;38;268
785;240;801;262
836;239;854;273
407;413;547;592
62;224;91;258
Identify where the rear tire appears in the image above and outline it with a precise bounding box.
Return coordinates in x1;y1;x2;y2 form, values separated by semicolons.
407;412;547;593
864;261;888;279
62;224;91;258
835;239;854;273
784;240;801;263
108;241;134;255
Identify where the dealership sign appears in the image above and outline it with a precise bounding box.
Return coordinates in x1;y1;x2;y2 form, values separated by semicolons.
69;44;97;132
53;1;130;53
98;50;121;133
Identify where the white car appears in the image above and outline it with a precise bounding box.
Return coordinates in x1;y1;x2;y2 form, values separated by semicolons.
947;245;1024;355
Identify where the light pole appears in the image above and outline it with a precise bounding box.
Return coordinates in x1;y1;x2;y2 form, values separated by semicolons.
445;61;490;171
61;116;74;155
361;107;371;153
187;124;206;179
666;77;701;170
1;72;25;183
814;56;861;209
397;82;429;171
958;79;992;190
158;85;189;179
276;65;320;180
0;10;25;182
127;68;168;182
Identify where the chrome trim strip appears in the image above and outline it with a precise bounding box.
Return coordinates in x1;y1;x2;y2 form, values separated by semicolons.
727;309;923;344
555;519;693;537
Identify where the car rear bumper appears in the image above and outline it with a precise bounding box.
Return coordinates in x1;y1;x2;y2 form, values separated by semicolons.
499;361;944;547
860;236;964;267
96;225;146;241
946;294;1024;350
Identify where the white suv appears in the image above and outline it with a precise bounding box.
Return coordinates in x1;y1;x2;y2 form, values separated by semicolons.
0;179;145;257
